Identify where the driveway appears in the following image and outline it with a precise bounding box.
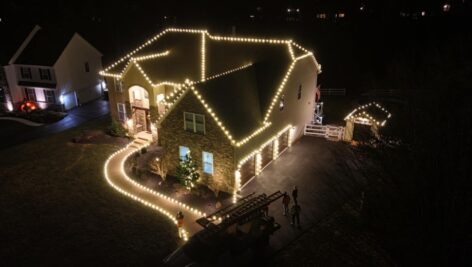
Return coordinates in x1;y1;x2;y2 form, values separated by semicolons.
0;99;109;150
242;136;369;251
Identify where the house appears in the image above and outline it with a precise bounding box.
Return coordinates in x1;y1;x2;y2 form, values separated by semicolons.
101;28;321;196
3;25;104;111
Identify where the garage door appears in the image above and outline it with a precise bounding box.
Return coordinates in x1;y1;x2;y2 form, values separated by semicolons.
260;142;273;168
278;131;289;152
239;156;255;186
62;91;78;110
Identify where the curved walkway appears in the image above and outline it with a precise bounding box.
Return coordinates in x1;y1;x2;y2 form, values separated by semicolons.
104;139;206;240
0;116;44;126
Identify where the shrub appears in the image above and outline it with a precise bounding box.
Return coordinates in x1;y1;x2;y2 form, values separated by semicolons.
108;119;127;137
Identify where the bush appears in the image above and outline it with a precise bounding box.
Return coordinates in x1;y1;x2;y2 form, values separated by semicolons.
108;120;127;137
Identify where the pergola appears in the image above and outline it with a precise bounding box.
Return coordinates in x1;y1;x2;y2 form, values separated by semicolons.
343;102;391;141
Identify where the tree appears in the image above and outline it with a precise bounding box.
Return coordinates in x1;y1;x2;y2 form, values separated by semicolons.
176;153;200;190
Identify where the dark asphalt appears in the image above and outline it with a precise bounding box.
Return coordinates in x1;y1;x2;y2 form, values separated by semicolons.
242;136;368;252
0;99;109;150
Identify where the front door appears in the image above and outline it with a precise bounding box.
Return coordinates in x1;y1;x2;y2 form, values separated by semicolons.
134;109;147;132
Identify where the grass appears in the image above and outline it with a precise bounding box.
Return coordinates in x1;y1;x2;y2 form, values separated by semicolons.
0;117;179;265
0;120;33;142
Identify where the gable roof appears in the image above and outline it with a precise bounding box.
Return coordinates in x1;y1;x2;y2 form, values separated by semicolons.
14;27;75;66
344;102;392;126
194;57;290;140
104;28;321;146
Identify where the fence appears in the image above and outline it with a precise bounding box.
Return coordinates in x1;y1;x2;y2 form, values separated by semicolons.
304;123;345;141
320;88;346;96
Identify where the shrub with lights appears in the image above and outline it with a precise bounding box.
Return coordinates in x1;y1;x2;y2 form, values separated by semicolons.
176;152;200;191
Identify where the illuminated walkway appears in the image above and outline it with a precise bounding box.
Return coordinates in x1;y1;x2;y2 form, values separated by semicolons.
104;139;205;240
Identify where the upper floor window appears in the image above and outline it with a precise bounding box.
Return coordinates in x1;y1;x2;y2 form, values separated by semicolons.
20;67;32;80
179;146;190;161
202;151;213;175
117;103;126;122
297;85;302;99
85;62;90;73
39;68;51;80
184;112;205;134
279;95;285;111
44;90;55;103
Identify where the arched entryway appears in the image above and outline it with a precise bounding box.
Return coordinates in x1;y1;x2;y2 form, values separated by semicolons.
129;85;150;133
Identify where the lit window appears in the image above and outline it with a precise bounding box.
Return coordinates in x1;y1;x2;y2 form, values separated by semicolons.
279;95;285;111
202;151;213;175
179;146;190;161
297;85;302;100
117;103;126;122
25;88;36;101
184;112;205;134
39;68;51;80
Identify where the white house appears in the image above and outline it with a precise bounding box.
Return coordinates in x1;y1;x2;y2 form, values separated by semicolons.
3;25;104;111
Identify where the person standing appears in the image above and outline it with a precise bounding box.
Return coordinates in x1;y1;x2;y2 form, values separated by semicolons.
290;203;301;229
292;186;298;204
176;211;184;238
282;192;291;216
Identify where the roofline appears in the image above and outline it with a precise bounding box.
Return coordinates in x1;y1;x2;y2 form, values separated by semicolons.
53;33;102;67
9;25;42;65
100;27;318;76
73;33;103;57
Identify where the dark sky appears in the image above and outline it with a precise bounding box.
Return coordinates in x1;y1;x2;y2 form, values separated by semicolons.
0;0;469;65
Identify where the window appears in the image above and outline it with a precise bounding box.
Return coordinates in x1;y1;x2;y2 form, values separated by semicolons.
179;146;190;161
117;103;126;122
297;85;302;99
84;62;90;73
44;90;55;103
184;112;205;134
39;68;51;80
202;151;213;175
279;95;285;111
114;78;122;92
25;88;36;101
20;67;32;79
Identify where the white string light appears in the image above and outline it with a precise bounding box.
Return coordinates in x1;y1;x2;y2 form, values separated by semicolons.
103;141;210;241
344;102;392;127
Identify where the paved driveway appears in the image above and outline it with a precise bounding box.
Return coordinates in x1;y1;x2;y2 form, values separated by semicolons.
242;136;368;251
0;99;109;150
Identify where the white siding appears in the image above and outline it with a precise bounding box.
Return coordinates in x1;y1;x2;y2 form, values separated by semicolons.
54;34;103;106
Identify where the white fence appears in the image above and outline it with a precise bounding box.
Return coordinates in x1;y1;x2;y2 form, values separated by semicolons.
320;88;346;96
304;123;345;141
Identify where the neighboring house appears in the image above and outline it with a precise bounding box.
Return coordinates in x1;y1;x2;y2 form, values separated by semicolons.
101;28;321;195
0;67;13;111
3;25;104;111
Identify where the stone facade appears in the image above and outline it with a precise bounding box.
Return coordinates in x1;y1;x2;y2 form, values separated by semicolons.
159;92;235;194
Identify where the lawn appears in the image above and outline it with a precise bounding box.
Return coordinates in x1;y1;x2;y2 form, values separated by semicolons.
0;120;33;145
0;117;179;265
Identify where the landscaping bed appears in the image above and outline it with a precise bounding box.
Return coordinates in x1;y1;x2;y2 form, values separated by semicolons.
124;145;233;215
1;109;67;123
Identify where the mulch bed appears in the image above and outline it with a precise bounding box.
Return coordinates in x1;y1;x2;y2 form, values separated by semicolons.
125;145;233;215
71;130;130;145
